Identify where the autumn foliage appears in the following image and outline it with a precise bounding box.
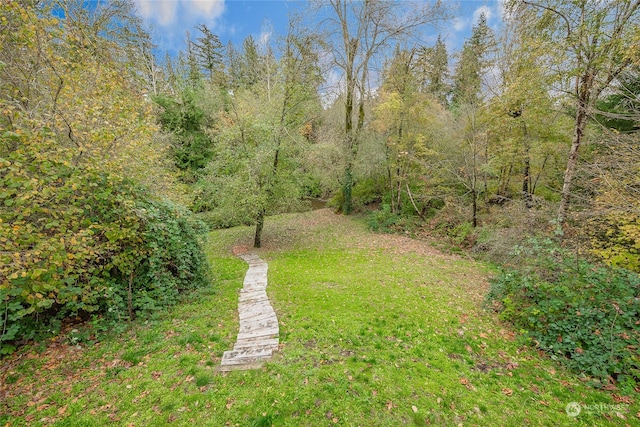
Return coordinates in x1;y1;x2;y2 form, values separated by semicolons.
0;1;209;353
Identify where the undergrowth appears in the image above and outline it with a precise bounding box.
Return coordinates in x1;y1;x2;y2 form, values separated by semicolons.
487;238;640;391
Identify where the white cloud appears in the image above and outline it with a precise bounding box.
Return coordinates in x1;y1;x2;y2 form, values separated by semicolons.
452;17;468;32
134;0;225;28
191;0;225;17
135;1;177;26
473;5;493;23
258;30;271;48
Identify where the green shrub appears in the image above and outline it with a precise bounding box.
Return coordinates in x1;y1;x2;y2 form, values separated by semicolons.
367;204;401;233
487;239;640;387
353;177;385;207
0;147;210;354
130;198;210;316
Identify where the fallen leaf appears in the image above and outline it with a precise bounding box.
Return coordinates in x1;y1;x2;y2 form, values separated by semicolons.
612;394;634;404
502;388;513;396
411;405;418;413
460;377;474;390
332;418;338;423
386;401;394;411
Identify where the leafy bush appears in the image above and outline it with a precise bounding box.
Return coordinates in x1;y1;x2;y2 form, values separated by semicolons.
487;239;640;387
367;204;401;233
353;177;385;207
0;145;209;354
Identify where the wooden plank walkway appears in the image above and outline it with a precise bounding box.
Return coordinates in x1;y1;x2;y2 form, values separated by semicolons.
219;253;279;371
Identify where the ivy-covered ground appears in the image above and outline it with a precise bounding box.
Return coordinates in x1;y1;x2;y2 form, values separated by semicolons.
1;209;638;426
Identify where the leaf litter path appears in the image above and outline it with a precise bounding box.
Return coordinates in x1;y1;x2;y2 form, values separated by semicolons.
219;253;279;371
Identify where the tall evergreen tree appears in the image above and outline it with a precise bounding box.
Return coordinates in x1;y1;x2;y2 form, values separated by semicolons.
417;34;450;105
452;13;492;108
241;35;260;88
192;24;224;82
184;31;203;88
449;13;495;227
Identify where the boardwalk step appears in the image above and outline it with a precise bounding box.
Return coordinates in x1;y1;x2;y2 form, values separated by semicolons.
234;337;279;350
219;252;279;371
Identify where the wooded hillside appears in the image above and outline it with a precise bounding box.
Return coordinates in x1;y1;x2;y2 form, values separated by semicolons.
1;0;639;389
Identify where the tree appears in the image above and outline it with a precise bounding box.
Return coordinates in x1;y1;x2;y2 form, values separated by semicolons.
191;24;224;83
313;0;448;214
449;13;495;226
178;31;204;89
416;35;450;106
372;46;448;217
452;13;492;109
512;0;640;223
0;0;207;352
153;89;213;176
484;8;569;208
241;35;261;88
595;67;640;133
199;25;323;247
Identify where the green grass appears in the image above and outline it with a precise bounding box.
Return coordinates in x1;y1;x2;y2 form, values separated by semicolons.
1;210;638;426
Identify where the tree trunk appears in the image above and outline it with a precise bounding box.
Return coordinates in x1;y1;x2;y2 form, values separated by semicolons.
557;101;588;224
522;154;532;208
342;164;354;215
472;188;478;228
471;134;478;227
531;153;549;196
254;209;265;248
522;123;532;208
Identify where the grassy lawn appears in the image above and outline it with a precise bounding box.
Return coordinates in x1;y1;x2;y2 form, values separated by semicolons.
1;209;638;426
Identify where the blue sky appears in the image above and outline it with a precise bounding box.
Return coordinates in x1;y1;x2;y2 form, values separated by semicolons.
133;0;506;57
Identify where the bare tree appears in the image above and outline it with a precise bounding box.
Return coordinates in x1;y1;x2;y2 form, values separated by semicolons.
312;0;449;214
513;0;640;224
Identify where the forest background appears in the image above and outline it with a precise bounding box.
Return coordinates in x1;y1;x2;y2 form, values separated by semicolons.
1;0;639;390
